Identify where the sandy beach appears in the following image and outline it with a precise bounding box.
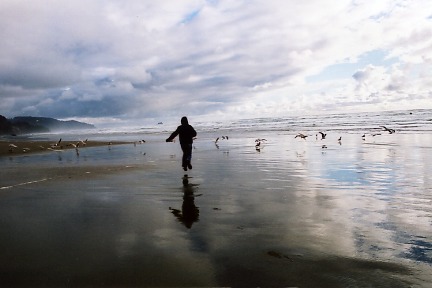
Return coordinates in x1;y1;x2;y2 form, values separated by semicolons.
0;139;131;157
0;131;431;287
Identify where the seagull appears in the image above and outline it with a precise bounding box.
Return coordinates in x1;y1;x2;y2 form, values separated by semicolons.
337;136;342;142
295;133;308;139
255;142;261;152
255;138;267;151
255;138;267;142
79;139;88;146
318;132;327;140
8;144;18;152
50;138;63;149
47;147;63;152
380;126;395;134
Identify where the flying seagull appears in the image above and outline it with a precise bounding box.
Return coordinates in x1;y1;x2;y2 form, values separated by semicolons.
50;138;62;149
8;143;18;152
318;132;327;140
255;138;267;151
380;126;395;134
295;133;308;139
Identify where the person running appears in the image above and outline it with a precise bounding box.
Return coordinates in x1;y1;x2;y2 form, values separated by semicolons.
166;116;197;171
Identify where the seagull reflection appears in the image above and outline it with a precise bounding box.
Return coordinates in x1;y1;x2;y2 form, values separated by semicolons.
169;175;200;229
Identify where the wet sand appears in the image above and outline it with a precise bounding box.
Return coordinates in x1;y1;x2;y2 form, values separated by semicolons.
0;132;431;287
0;139;131;157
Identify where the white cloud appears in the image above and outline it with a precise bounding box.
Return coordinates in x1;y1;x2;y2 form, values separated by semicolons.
0;0;431;123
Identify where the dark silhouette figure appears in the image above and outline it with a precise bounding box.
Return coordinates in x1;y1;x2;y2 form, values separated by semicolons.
166;116;197;171
170;175;200;229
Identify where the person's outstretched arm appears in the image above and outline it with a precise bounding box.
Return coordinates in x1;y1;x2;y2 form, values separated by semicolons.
166;128;180;142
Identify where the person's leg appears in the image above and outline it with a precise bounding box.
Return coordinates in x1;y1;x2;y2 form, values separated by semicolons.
181;144;193;170
181;145;187;170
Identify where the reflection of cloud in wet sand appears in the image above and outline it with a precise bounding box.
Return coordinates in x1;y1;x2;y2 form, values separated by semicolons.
1;132;431;286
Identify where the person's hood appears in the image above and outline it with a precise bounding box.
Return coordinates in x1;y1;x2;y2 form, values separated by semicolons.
181;116;188;125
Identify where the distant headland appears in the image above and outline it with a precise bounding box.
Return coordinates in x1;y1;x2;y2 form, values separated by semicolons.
0;115;95;135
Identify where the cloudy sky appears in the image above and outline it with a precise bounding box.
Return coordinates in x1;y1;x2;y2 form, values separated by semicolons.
1;0;431;126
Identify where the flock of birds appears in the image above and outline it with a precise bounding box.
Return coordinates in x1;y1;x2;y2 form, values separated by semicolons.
294;125;395;149
8;138;89;155
214;135;229;149
6;137;151;157
293;131;339;150
6;125;397;157
213;125;396;153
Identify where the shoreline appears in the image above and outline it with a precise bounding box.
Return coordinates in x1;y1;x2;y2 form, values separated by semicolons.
0;139;132;157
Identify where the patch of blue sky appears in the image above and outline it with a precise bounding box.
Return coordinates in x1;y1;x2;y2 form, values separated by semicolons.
180;9;201;25
369;12;389;21
324;168;370;186
206;0;219;5
307;49;398;82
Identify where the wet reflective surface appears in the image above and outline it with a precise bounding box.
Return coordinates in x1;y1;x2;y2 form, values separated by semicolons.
0;132;431;286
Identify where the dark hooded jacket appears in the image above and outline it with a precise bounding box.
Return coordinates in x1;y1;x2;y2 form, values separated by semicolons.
166;117;197;144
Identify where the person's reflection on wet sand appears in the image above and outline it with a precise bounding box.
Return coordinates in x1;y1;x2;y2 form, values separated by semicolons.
169;175;200;229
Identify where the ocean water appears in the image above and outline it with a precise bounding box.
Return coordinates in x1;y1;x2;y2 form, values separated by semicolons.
1;109;431;286
223;109;432;133
7;109;430;143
